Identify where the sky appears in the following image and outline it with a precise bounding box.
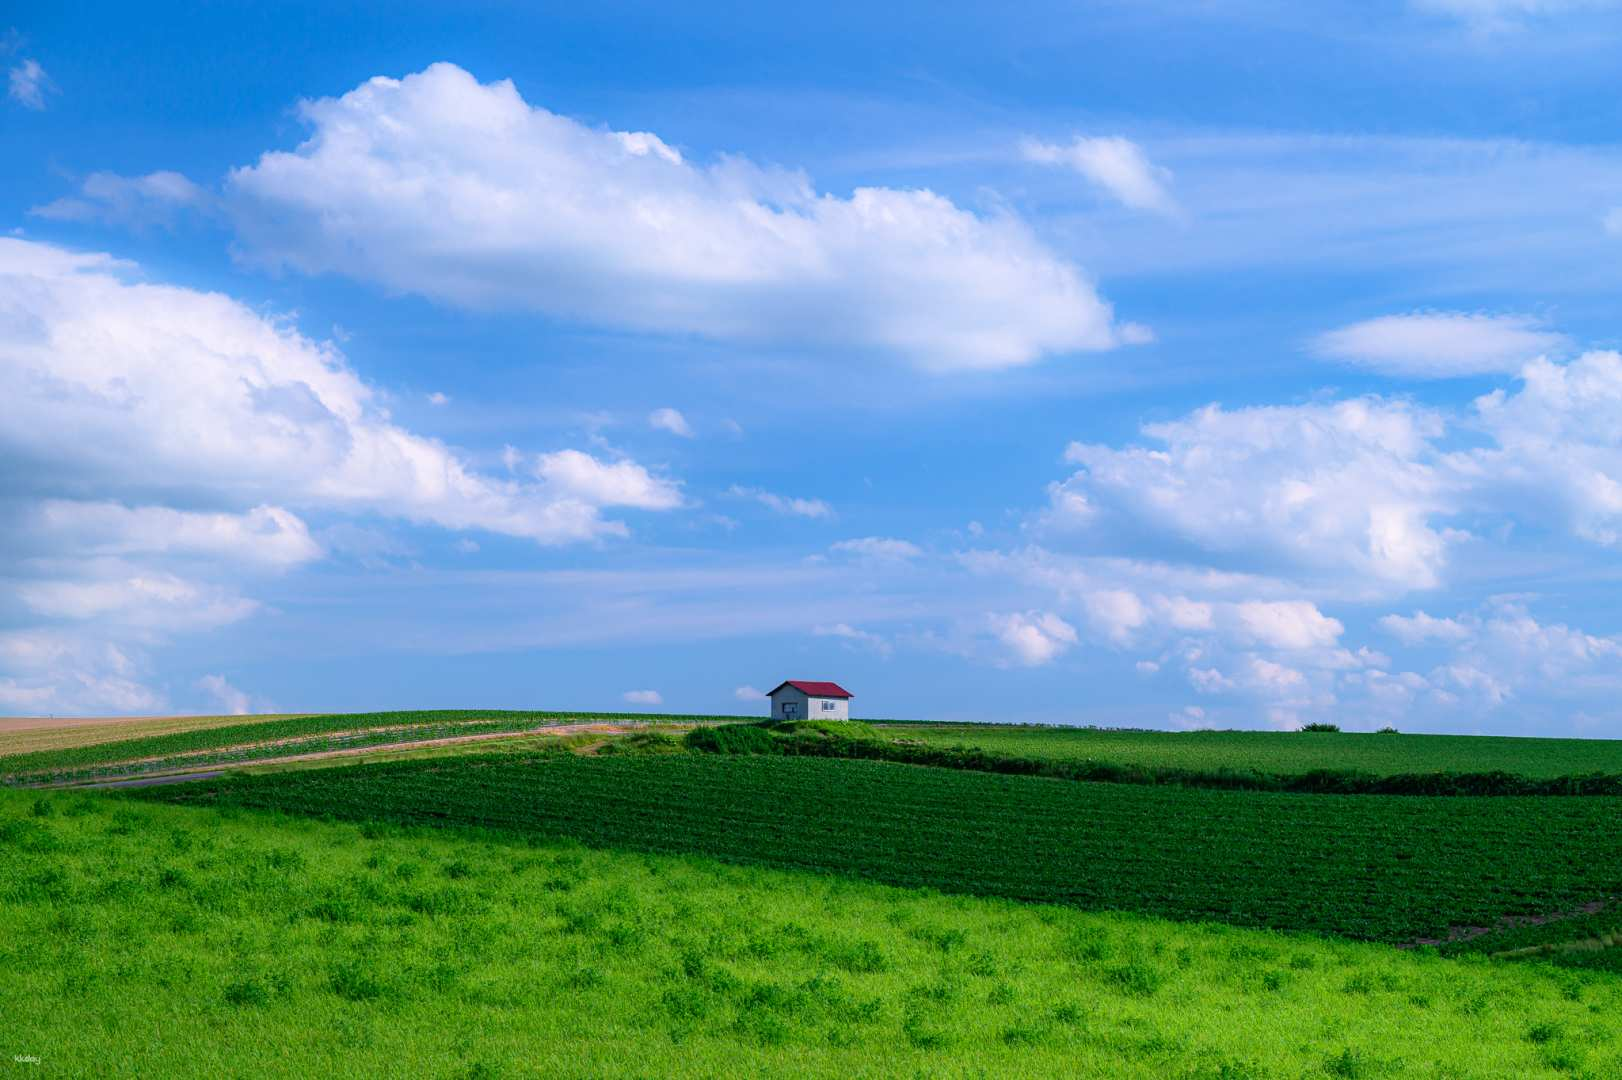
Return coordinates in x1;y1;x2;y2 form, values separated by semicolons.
6;2;1622;733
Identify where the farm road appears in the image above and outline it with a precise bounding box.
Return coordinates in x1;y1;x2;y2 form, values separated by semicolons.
37;721;651;790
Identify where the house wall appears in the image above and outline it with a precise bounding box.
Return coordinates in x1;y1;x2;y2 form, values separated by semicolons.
770;688;808;721
770;689;849;720
807;696;849;720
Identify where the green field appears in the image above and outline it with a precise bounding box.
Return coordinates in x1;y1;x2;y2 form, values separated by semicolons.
150;751;1622;943
5;785;1619;1078
875;724;1622;779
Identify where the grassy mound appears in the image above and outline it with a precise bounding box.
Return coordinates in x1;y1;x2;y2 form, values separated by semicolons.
772;719;883;740
684;723;780;755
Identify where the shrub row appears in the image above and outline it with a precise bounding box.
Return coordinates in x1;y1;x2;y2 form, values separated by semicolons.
685;725;1622;797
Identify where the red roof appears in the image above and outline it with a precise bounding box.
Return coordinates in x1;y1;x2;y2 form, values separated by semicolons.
768;680;853;699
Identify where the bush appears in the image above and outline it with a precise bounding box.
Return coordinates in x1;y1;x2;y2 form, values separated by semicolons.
1376;727;1399;734
1299;723;1341;733
771;719;882;740
684;724;780;755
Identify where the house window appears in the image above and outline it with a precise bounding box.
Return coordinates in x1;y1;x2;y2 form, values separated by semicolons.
821;699;836;711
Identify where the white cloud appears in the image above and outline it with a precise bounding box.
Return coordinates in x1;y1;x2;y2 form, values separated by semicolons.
734;685;764;701
32;171;209;230
1312;313;1567;378
0;237;685;712
830;537;922;561
427;391;450;406
623;689;663;705
8;58;50;110
728;486;832;519
534;450;683;511
28;502;321;569
1021;135;1178;216
1382;602;1622;708
1234;601;1343;650
17;574;258;629
1472;352;1622;544
197;673;251;716
1604;207;1622;236
1084;589;1149;643
814;622;892;656
0;631;161;715
225;63;1138;372
1378;610;1473;644
649;407;694;438
988;610;1078;666
1057;398;1456;591
0;238;677;545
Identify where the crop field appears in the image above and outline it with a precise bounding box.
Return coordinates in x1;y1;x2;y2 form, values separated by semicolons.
5;785;1620;1078
0;712;301;757
874;723;1622;779
0;709;738;785
151;752;1622;943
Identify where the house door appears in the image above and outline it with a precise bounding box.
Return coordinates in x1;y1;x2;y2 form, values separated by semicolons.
782;701;799;719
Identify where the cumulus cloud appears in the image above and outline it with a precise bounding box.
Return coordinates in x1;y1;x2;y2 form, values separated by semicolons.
1021;135;1178;216
1379;601;1622;709
534;450;683;511
197;673;252;716
623;689;663;705
830;537;922;561
0;631;160;715
1378;610;1473;644
649;407;694;438
1083;589;1149;643
988;610;1079;666
734;685;764;701
1312;312;1567;378
32;171;209;230
1055;398;1456;591
728;486;832;519
1471;352;1622;544
225;63;1138;372
1234;601;1343;650
8;58;50;109
0;237;683;711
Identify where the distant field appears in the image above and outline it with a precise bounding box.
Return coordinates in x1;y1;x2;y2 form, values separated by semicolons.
0;713;300;758
152;752;1622;943
0;710;739;783
6;786;1619;1078
877;723;1622;779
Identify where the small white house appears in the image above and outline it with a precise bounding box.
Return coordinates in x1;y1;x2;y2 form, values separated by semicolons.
767;680;853;721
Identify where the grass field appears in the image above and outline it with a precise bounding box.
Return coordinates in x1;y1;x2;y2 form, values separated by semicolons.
149;751;1622;943
875;724;1622;779
5;785;1620;1078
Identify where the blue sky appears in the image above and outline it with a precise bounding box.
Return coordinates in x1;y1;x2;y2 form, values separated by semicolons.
6;1;1622;733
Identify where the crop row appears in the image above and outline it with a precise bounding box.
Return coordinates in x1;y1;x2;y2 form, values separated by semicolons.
147;752;1622;943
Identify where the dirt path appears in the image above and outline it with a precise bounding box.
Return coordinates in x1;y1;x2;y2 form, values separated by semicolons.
1400;898;1616;949
35;722;660;789
74;771;228;790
